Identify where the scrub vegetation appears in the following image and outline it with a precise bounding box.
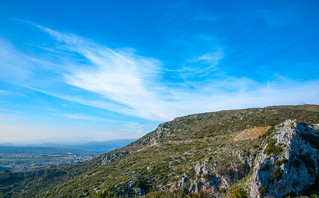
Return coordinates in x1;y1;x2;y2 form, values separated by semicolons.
1;105;319;197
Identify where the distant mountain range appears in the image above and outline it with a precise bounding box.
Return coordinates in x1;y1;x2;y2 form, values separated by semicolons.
1;105;319;197
48;139;137;153
0;139;136;154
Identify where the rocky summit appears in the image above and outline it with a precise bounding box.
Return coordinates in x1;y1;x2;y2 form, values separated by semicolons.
1;105;319;198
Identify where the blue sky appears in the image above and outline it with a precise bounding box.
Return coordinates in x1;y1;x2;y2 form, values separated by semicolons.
0;0;318;143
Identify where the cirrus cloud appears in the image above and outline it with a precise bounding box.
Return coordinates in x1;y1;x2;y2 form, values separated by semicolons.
1;24;319;123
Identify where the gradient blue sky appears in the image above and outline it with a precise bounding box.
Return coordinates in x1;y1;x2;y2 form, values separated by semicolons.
0;0;318;143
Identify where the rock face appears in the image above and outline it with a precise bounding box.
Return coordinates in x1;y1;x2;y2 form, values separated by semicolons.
117;119;319;197
101;150;129;165
170;119;319;197
250;120;319;197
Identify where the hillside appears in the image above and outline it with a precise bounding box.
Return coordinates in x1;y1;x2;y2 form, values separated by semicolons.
1;105;319;197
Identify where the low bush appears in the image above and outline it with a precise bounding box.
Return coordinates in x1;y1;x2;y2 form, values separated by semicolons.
264;141;283;156
231;187;248;198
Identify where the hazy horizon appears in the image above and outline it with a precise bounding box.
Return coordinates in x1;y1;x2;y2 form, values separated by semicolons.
0;137;137;146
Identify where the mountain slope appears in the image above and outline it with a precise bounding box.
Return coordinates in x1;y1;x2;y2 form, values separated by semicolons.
1;105;319;198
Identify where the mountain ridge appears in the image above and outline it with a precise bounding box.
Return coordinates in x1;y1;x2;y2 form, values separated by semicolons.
1;105;319;197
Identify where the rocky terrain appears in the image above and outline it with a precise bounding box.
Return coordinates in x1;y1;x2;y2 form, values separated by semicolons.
0;105;319;197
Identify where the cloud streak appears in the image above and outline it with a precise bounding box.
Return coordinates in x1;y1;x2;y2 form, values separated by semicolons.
1;25;319;122
56;114;110;121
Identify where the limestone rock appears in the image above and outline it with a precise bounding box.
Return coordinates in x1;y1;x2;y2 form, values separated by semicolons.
250;120;319;198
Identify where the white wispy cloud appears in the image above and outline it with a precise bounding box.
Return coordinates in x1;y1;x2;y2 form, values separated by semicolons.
56;114;110;121
185;49;224;76
1;25;319;123
191;50;223;64
0;38;34;81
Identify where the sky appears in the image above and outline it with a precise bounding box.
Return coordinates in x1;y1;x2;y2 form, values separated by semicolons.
0;0;318;143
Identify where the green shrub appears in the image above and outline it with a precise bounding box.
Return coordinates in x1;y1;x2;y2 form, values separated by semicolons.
253;144;260;149
274;158;288;167
219;188;227;193
264;141;283;156
217;166;235;178
261;127;275;139
274;159;281;167
231;187;248;198
193;154;204;162
136;179;151;191
235;163;248;178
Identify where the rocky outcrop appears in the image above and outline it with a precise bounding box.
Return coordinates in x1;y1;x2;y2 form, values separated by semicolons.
101;122;171;165
172;157;249;196
250;120;319;197
101;150;129;165
100;119;319;197
162;119;319;197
